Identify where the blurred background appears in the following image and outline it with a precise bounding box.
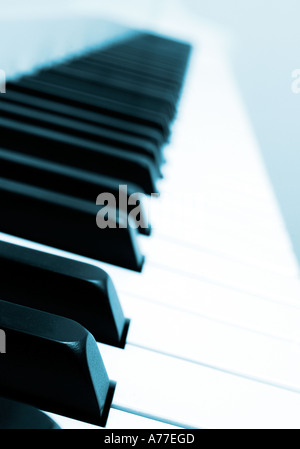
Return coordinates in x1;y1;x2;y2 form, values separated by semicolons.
1;0;300;263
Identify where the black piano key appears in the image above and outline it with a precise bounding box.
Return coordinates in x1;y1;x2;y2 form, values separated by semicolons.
0;300;115;427
102;36;187;66
0;240;130;347
69;56;180;94
74;33;190;71
0;398;61;429
3;89;164;147
34;70;174;121
127;33;192;59
58;56;179;98
47;65;176;118
100;42;189;76
77;58;187;107
0;116;159;195
0;148;151;235
0;31;191;431
8;78;170;139
85;51;184;87
0;178;145;272
110;36;192;85
0;100;162;168
71;57;181;97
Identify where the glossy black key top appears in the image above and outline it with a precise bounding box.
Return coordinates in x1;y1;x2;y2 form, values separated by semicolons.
72;57;180;98
90;50;184;84
33;63;174;119
67;58;179;98
0;100;162;168
124;33;192;61
0;300;115;427
43;66;175;118
99;42;187;76
3;89;164;147
0;116;158;195
8;78;170;139
0;240;130;347
0;398;60;429
0;178;145;272
0;148;151;235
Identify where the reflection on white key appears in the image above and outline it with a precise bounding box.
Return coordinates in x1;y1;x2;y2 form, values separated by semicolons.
46;409;181;430
116;267;300;340
140;237;300;305
124;295;300;392
156;227;298;277
100;344;300;429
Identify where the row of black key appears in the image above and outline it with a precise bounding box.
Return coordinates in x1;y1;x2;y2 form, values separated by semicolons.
0;31;192;428
0;34;191;270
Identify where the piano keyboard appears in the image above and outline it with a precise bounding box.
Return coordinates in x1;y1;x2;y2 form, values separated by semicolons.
1;14;300;430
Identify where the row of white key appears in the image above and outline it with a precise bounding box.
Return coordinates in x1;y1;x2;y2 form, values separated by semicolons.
48;342;300;429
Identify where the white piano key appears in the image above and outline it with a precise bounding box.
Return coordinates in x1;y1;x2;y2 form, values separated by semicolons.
107;410;182;430
159;188;285;225
103;260;300;314
153;174;294;254
100;344;300;429
158;41;295;264
149;190;292;248
156;191;290;239
156;216;295;259
113;266;300;337
45;414;99;430
148;193;298;276
0;234;300;326
124;295;300;392
161;144;278;202
155;226;298;277
46;409;181;430
139;236;300;305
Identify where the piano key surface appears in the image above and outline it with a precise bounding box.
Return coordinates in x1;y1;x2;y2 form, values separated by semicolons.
99;344;300;430
0;7;300;429
47;408;182;430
